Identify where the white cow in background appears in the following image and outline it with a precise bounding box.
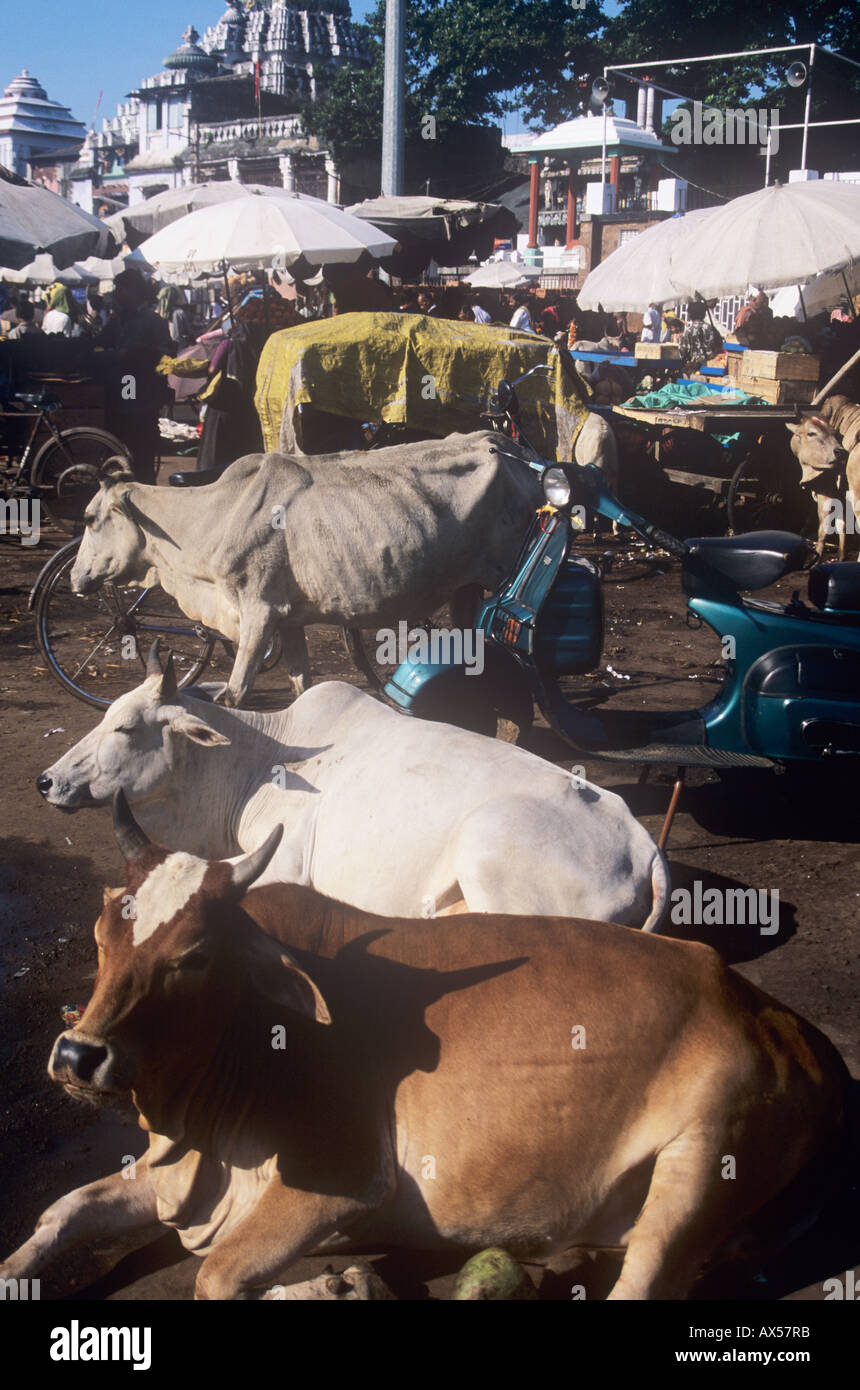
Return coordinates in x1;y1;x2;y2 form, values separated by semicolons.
71;432;541;706
38;657;669;929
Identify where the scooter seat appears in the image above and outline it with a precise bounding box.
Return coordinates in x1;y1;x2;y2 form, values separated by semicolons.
808;561;860;612
682;531;813;595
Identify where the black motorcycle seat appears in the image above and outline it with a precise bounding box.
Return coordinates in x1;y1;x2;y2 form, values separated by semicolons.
168;465;229;488
808;561;860;612
682;531;813;594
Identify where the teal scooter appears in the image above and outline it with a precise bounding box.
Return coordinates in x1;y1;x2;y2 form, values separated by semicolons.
384;378;860;831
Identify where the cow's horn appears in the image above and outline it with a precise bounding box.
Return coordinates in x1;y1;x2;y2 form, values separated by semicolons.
145;640;162;679
160;650;178;703
230;824;284;895
112;789;151;860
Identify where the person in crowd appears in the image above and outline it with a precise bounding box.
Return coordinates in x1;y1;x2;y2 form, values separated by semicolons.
734;288;774;348
195;299;267;473
538;301;561;338
640;301;661;343
7;298;43;340
95;268;172;486
471;297;492;324
42;284;79;336
417;290;439;317
509;292;534;332
679;300;723;373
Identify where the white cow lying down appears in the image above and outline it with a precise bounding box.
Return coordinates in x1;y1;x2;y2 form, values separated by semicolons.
70;430;542;706
38;658;669;927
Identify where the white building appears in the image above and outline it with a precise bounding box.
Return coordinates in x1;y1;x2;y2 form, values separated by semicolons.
0;70;85;182
69;3;369;213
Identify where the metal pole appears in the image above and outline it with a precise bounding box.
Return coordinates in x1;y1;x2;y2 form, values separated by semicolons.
798;285;808;323
801;44;815;172
601;102;607;183
381;0;405;196
764;127;772;187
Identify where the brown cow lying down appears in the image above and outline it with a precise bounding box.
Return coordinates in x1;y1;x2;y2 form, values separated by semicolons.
1;794;850;1301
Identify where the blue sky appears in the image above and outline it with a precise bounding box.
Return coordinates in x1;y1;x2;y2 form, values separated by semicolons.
3;0;378;132
4;1;624;141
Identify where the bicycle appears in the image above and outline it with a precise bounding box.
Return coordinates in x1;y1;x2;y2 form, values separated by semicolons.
1;386;130;533
30;535;288;709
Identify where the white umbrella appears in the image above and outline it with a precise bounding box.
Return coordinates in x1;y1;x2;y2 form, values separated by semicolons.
1;253;102;286
138;191;398;276
77;246;157;280
576;208;716;311
669;180;860;300
105;181;309;243
0;177;115;269
769;261;860;321
464;260;541;289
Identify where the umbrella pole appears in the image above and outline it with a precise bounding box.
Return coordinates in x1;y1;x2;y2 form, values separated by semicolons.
260;271;270;337
222;261;232;320
798;286;808;323
842;271;857;320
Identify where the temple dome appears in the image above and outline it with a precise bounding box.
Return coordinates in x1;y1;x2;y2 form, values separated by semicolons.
164;26;218;72
4;70;48;100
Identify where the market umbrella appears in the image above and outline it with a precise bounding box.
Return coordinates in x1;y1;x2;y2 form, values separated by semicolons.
463;260;541;290
669;180;860;300
0;252;100;286
576;208;716;311
77;246;157;280
0;177;115;270
105;181;309;247
769;261;860;321
137;191;398;277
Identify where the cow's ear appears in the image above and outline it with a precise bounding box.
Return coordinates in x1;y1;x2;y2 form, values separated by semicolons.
102;885;123;905
785;422;800;435
168;711;231;747
241;930;332;1025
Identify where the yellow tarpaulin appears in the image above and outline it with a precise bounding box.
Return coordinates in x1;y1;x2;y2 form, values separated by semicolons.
255;311;590;459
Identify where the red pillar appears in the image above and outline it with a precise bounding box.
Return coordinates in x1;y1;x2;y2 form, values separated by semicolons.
609;156;620;212
527;158;539;249
565;165;577;249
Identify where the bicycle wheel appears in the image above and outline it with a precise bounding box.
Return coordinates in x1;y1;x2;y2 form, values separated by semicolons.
33;542;215;708
31;427;131;535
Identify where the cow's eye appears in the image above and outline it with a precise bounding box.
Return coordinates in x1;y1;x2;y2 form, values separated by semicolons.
113;726;134;736
169;948;210;972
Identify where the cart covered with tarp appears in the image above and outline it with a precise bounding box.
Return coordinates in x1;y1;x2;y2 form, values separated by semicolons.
255;311;591;459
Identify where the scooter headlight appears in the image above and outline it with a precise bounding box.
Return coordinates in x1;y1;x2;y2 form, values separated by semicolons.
543;467;571;508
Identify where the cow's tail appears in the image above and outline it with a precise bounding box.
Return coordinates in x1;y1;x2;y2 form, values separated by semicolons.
642;850;670;933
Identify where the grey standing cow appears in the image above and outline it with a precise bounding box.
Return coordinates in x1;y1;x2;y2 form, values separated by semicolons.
70;432;541;705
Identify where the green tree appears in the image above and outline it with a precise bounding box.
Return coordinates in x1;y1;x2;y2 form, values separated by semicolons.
304;0;606;158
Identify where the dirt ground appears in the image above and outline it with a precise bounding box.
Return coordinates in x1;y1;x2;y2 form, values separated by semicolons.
0;474;857;1303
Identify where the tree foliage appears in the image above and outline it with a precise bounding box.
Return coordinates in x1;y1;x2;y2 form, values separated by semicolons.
304;0;859;161
303;0;605;156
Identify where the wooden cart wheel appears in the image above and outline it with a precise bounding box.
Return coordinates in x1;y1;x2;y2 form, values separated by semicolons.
727;435;816;535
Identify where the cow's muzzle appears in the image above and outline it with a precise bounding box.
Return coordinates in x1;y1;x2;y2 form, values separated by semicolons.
36;773;97;809
49;1031;128;1100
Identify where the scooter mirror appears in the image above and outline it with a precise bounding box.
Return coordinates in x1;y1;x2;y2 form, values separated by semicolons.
496;380;515;412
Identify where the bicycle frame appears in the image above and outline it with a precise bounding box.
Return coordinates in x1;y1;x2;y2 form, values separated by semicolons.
0;404;50;488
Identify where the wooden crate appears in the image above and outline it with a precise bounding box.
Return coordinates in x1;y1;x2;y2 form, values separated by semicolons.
740;350;819;382
741;375;817;405
634;341;682;361
725;346;746;380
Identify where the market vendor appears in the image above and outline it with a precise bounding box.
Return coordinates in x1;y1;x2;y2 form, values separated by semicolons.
679;301;723;373
733;288;774;348
95;268;172;485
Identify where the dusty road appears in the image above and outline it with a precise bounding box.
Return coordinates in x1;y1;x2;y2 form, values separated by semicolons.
0;506;857;1301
